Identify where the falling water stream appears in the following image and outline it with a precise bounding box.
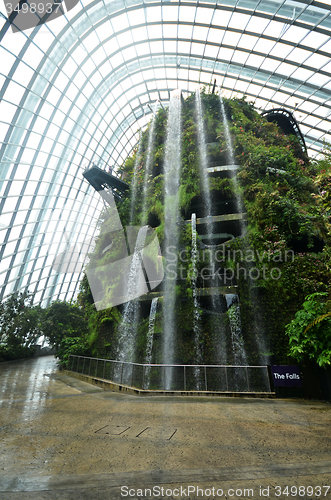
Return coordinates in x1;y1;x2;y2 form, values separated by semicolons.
142;104;158;224
225;294;247;364
191;213;203;389
115;90;268;390
145;297;158;388
219;90;268;370
219;91;245;218
195;89;212;222
117;107;158;379
115;227;149;383
217;92;248;367
129;135;142;224
225;293;248;390
146;297;158;364
191;213;201;350
219;93;235;166
196;88;229;364
163;90;182;389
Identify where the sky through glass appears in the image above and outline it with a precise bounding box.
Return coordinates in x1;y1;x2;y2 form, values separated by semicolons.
0;0;331;305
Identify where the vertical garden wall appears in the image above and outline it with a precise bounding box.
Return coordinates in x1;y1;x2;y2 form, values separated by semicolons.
77;90;330;376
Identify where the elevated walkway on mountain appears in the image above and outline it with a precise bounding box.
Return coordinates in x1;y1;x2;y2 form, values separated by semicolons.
207;164;239;173
83;164;129;200
261;108;307;155
186;213;247;225
135;286;238;302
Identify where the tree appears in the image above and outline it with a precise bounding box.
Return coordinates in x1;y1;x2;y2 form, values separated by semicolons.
285;292;331;367
0;291;42;360
41;300;89;365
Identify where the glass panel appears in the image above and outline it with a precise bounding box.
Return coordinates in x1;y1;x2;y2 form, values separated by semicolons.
0;0;330;307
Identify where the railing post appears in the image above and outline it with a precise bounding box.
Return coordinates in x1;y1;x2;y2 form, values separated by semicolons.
266;366;272;393
246;366;250;392
61;359;272;394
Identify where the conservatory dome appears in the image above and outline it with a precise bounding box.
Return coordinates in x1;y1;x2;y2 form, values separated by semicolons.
0;0;331;305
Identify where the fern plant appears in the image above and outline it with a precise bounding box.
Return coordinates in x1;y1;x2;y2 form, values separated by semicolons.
285;292;331;366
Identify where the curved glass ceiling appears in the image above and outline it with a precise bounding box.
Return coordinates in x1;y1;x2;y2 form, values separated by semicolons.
1;0;331;305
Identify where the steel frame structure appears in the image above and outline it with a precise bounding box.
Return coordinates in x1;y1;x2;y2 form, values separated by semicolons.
0;0;331;305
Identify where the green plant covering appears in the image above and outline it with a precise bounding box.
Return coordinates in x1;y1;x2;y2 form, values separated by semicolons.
285;293;331;366
41;299;90;365
60;90;331;368
4;91;329;367
0;291;42;360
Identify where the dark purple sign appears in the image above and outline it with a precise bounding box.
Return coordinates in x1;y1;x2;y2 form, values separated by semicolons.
271;366;303;387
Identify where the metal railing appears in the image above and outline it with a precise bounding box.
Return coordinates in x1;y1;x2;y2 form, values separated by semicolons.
67;355;272;393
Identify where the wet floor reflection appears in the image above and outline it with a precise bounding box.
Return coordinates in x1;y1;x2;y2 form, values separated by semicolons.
0;356;59;412
1;355;331;495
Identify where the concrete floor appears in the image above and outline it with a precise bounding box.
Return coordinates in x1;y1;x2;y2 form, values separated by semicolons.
0;356;330;500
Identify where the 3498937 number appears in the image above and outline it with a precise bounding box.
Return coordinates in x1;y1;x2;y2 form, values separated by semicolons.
275;485;330;497
5;2;63;14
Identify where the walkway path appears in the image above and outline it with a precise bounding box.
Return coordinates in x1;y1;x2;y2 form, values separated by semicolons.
0;356;330;499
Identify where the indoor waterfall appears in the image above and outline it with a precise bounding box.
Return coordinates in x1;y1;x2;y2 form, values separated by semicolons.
195;89;212;222
196;88;228;364
112;90;271;391
115;227;149;383
219;90;269;367
163;90;182;389
145;297;158;388
219;93;235;166
142;104;157;224
225;294;247;365
219;91;246;225
191;213;203;389
191;213;201;353
129;134;142;224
